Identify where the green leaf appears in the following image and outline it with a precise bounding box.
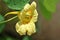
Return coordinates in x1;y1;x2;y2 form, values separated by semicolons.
0;14;5;33
43;0;58;12
22;35;32;40
3;0;30;10
39;0;52;20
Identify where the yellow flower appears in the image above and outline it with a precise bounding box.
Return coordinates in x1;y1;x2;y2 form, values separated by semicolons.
16;1;38;36
4;1;38;36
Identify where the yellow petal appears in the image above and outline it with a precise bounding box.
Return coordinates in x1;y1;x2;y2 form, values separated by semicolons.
15;22;26;35
15;21;36;36
26;22;36;36
24;4;30;11
27;22;36;36
31;9;38;22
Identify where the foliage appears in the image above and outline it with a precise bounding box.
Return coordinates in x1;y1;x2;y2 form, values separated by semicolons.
0;14;5;33
3;0;30;10
0;0;59;40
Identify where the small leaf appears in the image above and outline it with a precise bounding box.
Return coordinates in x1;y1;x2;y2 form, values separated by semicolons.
44;0;58;12
3;0;30;10
0;14;5;33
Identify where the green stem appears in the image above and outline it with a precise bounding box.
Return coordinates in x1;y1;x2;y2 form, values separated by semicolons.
0;16;17;24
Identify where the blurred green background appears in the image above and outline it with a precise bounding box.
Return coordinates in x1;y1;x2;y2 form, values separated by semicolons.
0;0;60;40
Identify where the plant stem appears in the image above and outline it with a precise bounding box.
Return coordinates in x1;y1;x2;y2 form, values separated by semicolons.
0;16;17;24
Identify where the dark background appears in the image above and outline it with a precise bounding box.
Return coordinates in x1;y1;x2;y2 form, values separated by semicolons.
0;0;60;40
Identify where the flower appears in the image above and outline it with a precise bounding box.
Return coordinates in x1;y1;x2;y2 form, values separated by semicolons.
16;1;38;36
4;1;38;36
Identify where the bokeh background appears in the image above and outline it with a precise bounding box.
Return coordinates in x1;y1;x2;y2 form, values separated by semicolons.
0;0;60;40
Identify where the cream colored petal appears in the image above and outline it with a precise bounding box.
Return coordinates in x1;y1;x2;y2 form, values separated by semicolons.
15;22;26;35
15;21;36;36
27;22;36;36
31;1;36;8
31;9;38;22
24;3;30;11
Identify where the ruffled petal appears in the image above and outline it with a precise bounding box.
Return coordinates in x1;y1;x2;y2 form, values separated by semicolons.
31;9;38;22
27;22;36;36
15;21;36;36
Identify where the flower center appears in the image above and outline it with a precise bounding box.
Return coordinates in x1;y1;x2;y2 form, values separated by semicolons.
21;10;33;24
